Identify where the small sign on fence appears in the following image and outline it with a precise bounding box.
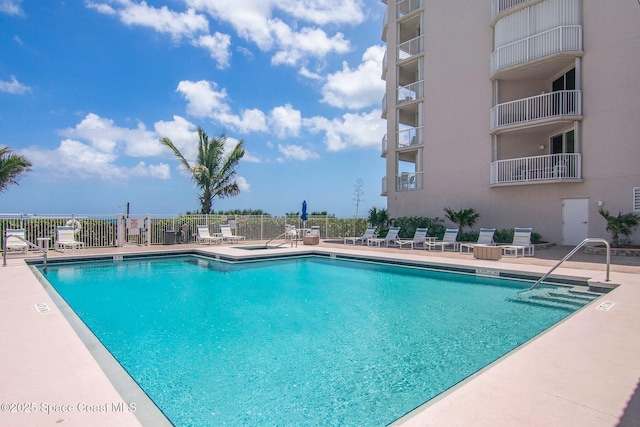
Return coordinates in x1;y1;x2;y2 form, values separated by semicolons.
127;218;141;236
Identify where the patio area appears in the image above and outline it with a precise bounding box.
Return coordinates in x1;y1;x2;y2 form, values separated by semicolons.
1;241;639;426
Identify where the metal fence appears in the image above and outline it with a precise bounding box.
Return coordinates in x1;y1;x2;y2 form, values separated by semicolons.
0;214;371;250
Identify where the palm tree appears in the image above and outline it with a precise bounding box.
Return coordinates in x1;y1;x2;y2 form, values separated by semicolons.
598;208;640;247
443;207;480;237
161;128;245;214
0;146;32;193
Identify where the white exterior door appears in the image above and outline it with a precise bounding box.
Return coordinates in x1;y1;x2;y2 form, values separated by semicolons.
562;198;589;245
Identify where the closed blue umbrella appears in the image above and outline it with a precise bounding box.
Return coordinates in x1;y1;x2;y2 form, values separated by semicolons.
301;200;308;221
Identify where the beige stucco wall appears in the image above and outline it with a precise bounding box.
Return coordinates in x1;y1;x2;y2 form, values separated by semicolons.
384;0;640;245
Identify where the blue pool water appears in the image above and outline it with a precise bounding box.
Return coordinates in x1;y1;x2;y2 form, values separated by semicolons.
42;256;586;426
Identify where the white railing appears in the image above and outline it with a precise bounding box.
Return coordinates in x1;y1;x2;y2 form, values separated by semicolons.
381;134;388;155
490;153;581;185
381;93;387;118
397;0;423;19
0;214;374;250
382;9;388;41
397;126;423;148
396;172;423;191
381;50;388;79
398;35;424;61
491;0;533;19
381;176;388;196
491;90;581;130
397;81;423;105
491;25;582;74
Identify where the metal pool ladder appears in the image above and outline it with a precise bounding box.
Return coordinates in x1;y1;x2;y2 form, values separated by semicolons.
2;232;48;272
528;238;611;291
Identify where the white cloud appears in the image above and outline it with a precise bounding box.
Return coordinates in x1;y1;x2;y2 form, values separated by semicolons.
321;45;386;109
269;19;350;66
235;175;250;192
0;0;23;16
89;0;209;40
185;0;357;66
277;144;320;162
154;115;198;161
191;32;231;69
60;113;163;157
304;110;385;152
279;0;365;26
21;139;170;180
87;0;232;69
0;76;30;94
175;80;268;134
269;104;301;138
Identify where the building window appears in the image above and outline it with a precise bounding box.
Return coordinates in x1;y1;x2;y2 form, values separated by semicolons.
550;130;575;154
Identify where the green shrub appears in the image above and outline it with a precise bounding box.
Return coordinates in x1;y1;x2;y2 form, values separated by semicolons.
392;216;445;239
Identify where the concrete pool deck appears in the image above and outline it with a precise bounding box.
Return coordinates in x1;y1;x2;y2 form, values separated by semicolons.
1;242;639;426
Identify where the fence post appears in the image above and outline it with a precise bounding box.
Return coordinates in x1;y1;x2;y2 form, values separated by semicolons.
116;214;125;247
145;214;151;246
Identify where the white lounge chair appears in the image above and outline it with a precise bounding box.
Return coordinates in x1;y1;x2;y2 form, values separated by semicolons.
344;227;377;245
397;227;431;249
196;225;222;245
55;226;84;252
220;224;245;243
5;229;29;253
502;227;534;257
426;228;459;251
459;228;496;253
368;226;401;247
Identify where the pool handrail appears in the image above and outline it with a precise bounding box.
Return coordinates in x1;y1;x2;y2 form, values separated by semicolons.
528;238;610;291
2;231;48;272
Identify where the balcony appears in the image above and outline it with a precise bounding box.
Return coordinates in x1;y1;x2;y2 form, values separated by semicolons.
397;126;423;149
491;0;533;20
381;134;387;157
381;93;387;119
491;90;581;132
381;176;387;196
398;35;424;61
381;50;387;80
381;9;388;42
396;172;423;191
397;0;423;19
491;26;582;76
490;153;581;185
397;81;423;105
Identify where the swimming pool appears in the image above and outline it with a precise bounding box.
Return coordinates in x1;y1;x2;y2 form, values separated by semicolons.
40;255;597;426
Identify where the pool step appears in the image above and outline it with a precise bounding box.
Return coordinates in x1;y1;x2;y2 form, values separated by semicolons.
508;287;600;311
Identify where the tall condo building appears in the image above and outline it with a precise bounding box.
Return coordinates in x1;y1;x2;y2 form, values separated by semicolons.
380;0;640;244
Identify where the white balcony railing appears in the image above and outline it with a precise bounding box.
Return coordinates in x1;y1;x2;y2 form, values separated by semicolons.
396;172;423;191
381;50;388;79
381;9;388;41
398;35;424;61
381;134;388;156
381;176;388;196
491;90;581;130
491;0;532;19
397;81;423;105
491;25;582;75
397;0;423;19
397;126;423;148
381;93;387;118
490;153;581;185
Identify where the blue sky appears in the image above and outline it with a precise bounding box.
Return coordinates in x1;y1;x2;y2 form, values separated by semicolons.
0;0;387;216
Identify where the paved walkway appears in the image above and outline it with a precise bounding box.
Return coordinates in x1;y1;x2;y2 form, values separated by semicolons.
1;242;639;426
